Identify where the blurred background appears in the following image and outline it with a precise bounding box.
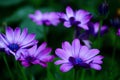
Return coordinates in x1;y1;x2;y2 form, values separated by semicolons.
0;0;120;80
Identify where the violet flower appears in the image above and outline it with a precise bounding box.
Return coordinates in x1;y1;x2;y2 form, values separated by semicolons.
19;43;54;67
117;28;120;36
29;10;60;26
88;22;108;36
59;6;92;30
0;27;38;59
55;39;103;72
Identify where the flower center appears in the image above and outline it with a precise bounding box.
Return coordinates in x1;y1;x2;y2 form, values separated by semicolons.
26;56;36;62
8;43;20;52
69;57;90;68
69;17;81;26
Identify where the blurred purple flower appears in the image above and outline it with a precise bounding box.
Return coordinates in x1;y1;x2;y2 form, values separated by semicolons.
117;28;120;36
59;6;92;30
88;22;108;36
0;27;38;59
19;43;54;67
29;10;60;26
55;39;103;72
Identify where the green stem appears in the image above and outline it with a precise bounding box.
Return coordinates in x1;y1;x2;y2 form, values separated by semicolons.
97;20;103;48
43;26;47;42
80;70;86;80
74;68;78;80
3;55;14;80
111;34;118;65
17;62;27;80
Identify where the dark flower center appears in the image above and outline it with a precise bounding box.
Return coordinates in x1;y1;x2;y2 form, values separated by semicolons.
69;17;81;26
69;57;90;68
8;43;20;52
26;56;36;62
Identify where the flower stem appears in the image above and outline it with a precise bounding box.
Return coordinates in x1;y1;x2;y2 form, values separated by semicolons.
97;20;103;48
111;34;118;65
80;69;86;80
3;55;14;80
74;68;79;80
17;62;27;80
43;26;47;42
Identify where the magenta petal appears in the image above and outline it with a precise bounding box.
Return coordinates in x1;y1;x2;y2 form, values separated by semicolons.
64;21;71;28
35;42;47;56
90;64;102;70
60;63;73;72
78;24;89;30
39;61;47;67
22;61;30;67
66;6;74;18
40;55;54;62
28;45;37;56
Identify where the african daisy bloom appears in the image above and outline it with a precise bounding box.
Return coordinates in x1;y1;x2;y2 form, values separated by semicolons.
19;43;54;67
117;28;120;36
55;39;103;72
29;10;60;26
59;6;92;30
88;22;108;36
0;27;38;59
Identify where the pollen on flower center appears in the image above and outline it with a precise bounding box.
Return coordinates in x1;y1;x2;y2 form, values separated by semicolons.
8;43;20;52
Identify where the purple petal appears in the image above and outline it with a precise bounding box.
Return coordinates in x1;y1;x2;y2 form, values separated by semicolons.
64;21;71;28
19;28;28;43
21;40;38;48
0;34;9;45
84;49;100;60
37;48;52;58
28;45;37;56
79;46;89;59
60;63;73;72
14;27;21;43
66;6;74;18
39;55;54;62
21;61;30;67
39;61;47;67
78;24;89;30
55;48;69;60
72;39;81;57
6;27;14;43
90;63;102;70
21;33;36;46
55;60;68;65
62;41;72;57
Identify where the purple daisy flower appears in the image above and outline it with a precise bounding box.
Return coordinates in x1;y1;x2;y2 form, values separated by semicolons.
19;42;54;67
0;27;38;59
88;22;108;36
29;10;60;26
55;39;103;72
117;28;120;36
59;6;92;30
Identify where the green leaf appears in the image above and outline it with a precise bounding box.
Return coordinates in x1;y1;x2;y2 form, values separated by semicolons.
4;6;34;23
0;0;23;6
20;18;46;40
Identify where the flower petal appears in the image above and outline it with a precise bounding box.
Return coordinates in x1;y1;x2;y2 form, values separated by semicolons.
6;27;14;43
60;63;73;72
14;27;21;43
90;64;102;70
72;39;81;57
66;6;74;18
79;46;89;59
55;60;68;65
21;61;30;67
64;21;71;28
